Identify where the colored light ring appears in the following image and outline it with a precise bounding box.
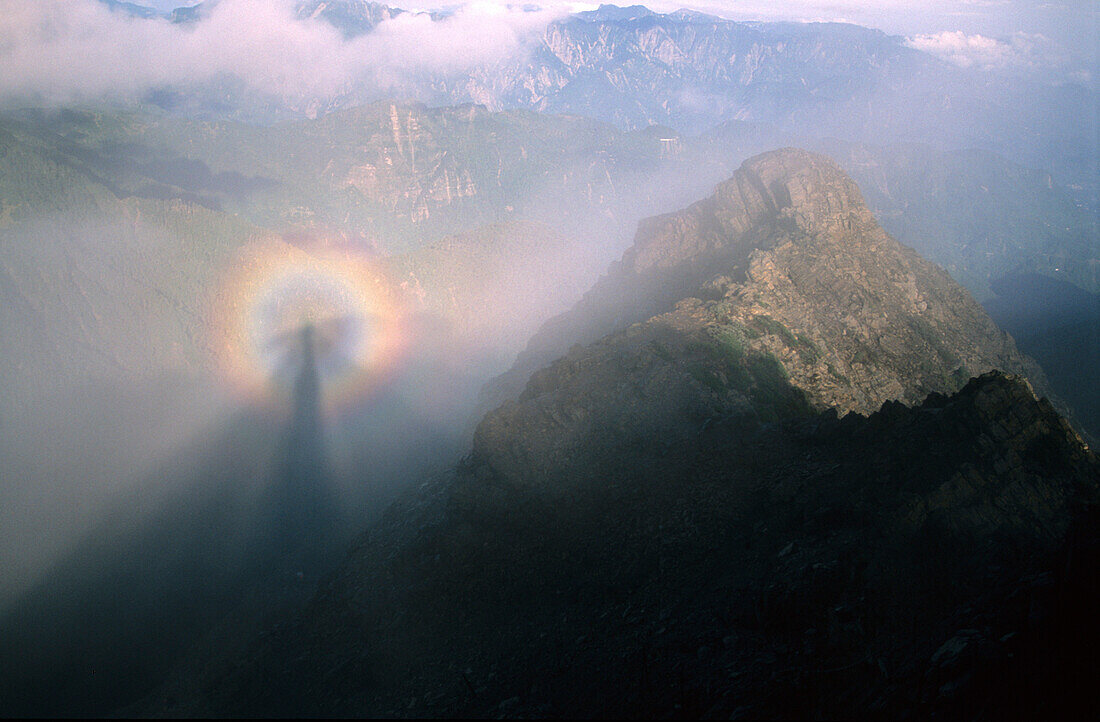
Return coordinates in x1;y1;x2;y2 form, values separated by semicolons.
211;240;409;415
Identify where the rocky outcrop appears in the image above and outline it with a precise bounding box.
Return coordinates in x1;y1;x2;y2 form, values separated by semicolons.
478;149;1051;487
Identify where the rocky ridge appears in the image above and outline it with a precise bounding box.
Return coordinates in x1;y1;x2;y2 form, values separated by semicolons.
479;148;1050;486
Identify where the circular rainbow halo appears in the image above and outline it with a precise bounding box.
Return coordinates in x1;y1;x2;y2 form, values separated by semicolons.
211;240;408;414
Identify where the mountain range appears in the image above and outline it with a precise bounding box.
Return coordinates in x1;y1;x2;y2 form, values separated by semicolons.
100;0;1097;201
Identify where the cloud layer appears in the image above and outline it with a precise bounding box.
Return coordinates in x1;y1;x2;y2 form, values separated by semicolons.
906;29;1075;73
0;0;1092;109
0;0;561;106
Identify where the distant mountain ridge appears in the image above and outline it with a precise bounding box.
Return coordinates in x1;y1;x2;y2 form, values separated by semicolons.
148;0;939;132
98;1;1095;196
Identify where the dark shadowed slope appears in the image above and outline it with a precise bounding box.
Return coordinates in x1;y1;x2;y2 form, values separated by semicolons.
0;335;339;718
984;274;1100;440
143;374;1098;718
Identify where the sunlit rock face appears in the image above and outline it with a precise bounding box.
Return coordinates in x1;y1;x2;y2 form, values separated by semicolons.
477;148;1050;487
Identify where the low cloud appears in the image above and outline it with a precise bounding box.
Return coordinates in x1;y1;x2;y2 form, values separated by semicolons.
0;0;563;106
0;0;1092;108
905;30;1076;73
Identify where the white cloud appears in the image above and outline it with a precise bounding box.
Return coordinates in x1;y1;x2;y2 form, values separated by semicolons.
905;29;1073;72
907;31;1016;69
0;0;564;106
0;0;1091;108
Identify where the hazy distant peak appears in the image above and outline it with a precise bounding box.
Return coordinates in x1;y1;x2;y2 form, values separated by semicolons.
294;0;405;38
96;0;161;18
574;4;656;23
665;7;719;24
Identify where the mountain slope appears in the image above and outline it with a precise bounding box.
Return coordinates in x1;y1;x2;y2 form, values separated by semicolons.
0;113;269;411
143;375;1098;718
984;274;1100;438
486;148;1049;442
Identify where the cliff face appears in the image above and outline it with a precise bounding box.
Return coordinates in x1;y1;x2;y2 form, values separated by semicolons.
486;10;928;132
479;149;1049;486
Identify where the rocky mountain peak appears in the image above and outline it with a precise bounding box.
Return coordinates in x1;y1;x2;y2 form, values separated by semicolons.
628;148;873;275
477;148;1054;488
575;4;658;23
736;147;874;234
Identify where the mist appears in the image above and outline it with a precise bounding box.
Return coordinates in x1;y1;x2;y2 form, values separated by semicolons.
0;315;471;716
0;0;562;107
0;99;748;607
0;107;764;716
